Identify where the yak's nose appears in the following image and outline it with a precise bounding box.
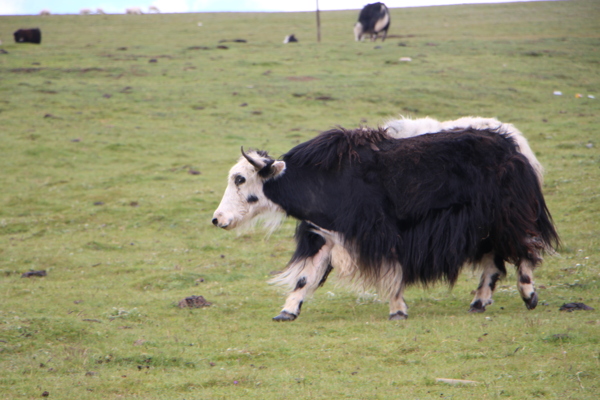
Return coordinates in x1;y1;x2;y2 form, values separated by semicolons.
211;218;219;226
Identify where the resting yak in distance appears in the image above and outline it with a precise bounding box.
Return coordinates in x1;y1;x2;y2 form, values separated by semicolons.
212;117;558;321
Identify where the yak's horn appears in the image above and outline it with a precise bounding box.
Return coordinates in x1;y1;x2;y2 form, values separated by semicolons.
241;146;262;169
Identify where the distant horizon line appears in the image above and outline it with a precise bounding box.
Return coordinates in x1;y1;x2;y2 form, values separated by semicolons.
0;0;563;17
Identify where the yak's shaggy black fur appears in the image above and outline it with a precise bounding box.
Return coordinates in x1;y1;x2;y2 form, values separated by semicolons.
14;28;42;44
263;127;558;286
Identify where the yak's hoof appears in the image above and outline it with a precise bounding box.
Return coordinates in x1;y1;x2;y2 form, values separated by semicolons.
389;311;408;321
273;311;297;322
523;291;538;310
469;299;487;313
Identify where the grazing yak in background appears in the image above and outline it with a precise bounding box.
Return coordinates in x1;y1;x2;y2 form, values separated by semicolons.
126;7;143;14
212;117;558;321
354;2;391;42
14;28;42;44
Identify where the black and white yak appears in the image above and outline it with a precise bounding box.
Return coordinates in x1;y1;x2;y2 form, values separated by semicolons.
283;34;298;44
212;117;558;321
14;28;42;44
354;2;391;42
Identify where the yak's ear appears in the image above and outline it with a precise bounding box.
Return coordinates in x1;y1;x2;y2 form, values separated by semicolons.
258;160;286;180
271;160;286;178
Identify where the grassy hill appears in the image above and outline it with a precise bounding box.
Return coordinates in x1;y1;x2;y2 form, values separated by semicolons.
0;1;598;399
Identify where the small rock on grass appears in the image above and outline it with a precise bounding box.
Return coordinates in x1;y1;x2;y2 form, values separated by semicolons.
21;270;46;278
178;295;212;308
559;302;594;312
436;378;478;385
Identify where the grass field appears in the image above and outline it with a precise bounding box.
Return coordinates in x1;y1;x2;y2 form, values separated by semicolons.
0;1;599;399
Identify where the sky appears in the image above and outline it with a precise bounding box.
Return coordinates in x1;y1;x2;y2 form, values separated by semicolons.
0;0;548;16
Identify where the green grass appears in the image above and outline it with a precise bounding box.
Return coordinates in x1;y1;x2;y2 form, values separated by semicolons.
1;1;599;399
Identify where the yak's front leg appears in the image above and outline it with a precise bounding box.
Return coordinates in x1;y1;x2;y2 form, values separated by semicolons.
376;262;407;320
272;245;333;321
469;253;506;313
271;223;333;322
274;253;332;321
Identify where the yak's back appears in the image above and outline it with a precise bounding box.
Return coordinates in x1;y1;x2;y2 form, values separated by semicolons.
380;128;521;219
283;127;390;170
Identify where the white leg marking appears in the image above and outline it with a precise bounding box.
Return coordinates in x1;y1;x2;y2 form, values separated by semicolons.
272;241;333;321
389;282;408;320
517;260;538;310
470;253;503;313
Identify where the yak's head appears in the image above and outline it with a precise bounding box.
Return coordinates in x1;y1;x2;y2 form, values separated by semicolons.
353;22;364;41
212;148;286;231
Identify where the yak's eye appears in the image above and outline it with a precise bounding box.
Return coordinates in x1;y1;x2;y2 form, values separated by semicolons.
234;175;246;186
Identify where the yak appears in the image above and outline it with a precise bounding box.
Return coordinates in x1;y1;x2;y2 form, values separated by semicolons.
126;7;143;15
212;117;558;321
354;2;391;42
14;28;41;44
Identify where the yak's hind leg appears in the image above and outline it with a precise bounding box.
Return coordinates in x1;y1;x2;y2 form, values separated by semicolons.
517;259;538;310
271;223;333;322
469;253;506;313
389;283;408;320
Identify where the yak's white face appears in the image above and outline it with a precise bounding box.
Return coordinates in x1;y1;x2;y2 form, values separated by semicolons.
353;22;364;41
212;150;286;231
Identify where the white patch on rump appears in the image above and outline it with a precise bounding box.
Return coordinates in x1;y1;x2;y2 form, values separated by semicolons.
374;13;390;34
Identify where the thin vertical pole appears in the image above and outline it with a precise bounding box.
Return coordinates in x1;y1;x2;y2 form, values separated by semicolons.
316;0;321;42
